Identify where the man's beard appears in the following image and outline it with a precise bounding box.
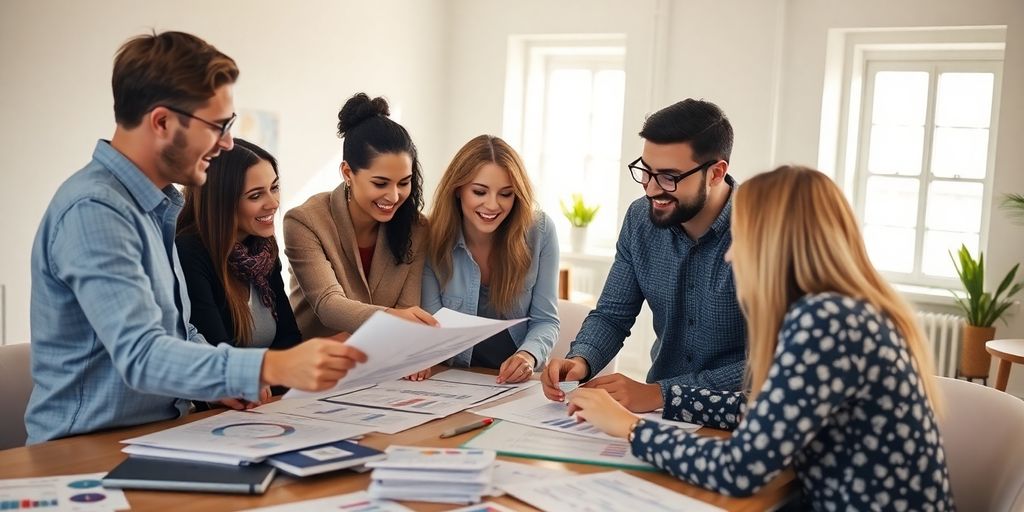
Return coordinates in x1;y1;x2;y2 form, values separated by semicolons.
158;129;202;186
648;173;708;228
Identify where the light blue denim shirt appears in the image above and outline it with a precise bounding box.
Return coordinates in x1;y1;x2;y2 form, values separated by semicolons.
422;211;560;368
26;140;266;444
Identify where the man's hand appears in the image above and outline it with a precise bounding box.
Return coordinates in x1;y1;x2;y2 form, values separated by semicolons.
582;373;663;413
214;386;271;410
541;357;590;401
261;336;367;391
497;351;536;384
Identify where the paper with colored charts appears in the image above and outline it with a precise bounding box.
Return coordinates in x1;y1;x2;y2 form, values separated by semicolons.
365;446;496;471
0;473;130;512
503;470;726;512
255;397;437;435
470;388;701;441
120;410;372;461
239;490;413;512
285;308;525;399
462;420;652;471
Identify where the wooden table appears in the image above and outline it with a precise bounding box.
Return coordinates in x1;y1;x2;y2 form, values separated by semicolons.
0;373;794;511
986;339;1024;391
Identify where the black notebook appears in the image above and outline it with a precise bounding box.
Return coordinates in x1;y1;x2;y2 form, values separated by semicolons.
102;456;277;495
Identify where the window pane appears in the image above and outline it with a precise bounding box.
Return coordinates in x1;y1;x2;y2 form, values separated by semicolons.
863;225;916;273
925;181;983;233
863;176;919;228
935;73;994;128
871;71;929;126
867;125;924;175
544;69;592;156
922;230;980;278
931;127;990;179
590;69;625;159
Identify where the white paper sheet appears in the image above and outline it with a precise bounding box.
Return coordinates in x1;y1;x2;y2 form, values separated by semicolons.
446;502;519;512
121;410;371;460
254;398;437;435
0;473;130;512
324;376;524;416
503;470;726;512
120;444;248;466
239;490;413;511
487;460;576;496
285;309;525;399
429;369;539;407
366;445;496;471
462;420;652;470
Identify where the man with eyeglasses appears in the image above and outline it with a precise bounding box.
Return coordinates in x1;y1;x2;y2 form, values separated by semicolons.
543;99;745;416
26;31;366;444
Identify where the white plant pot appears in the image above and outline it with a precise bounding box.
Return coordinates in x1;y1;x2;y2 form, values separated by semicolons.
570;226;588;253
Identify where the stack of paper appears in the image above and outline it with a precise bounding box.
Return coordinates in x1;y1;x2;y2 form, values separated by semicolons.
119;410;372;464
366;446;496;504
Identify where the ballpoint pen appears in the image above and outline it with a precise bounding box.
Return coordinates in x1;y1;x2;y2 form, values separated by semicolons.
439;418;494;438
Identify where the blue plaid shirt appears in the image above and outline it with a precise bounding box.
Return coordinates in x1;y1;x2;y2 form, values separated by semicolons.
566;176;747;401
26;141;266;444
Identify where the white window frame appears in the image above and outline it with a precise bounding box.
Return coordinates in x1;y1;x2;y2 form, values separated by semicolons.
819;27;1006;293
853;56;1002;288
502;35;627;254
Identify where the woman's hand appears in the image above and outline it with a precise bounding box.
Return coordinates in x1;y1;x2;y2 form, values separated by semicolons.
403;367;433;381
566;387;641;439
386;306;439;326
497;351;536;384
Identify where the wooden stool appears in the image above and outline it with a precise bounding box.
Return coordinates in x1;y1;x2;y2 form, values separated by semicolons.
985;339;1024;392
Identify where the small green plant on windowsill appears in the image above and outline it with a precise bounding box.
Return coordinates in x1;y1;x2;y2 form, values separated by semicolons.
559;193;600;228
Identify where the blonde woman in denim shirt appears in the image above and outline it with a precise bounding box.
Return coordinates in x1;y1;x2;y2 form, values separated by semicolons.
421;135;559;384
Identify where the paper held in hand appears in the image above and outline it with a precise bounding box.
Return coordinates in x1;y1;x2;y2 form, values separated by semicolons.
285;308;525;399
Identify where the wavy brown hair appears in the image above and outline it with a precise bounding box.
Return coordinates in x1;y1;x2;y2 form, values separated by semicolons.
732;165;942;415
112;31;238;128
427;135;536;315
177;139;278;345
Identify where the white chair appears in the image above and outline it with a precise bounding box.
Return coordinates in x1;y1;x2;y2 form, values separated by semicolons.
0;343;32;449
549;299;617;378
935;376;1024;511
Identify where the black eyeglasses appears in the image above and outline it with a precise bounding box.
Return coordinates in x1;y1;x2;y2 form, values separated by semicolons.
160;105;237;138
627;157;716;192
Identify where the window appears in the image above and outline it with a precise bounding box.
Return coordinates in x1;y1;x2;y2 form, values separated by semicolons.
503;37;627;252
855;59;1001;284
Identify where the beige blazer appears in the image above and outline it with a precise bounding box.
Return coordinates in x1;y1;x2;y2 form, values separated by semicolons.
284;184;426;337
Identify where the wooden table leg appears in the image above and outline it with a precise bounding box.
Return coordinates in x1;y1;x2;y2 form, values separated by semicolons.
994;359;1012;391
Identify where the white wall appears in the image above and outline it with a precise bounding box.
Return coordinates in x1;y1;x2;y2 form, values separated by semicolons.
0;0;449;344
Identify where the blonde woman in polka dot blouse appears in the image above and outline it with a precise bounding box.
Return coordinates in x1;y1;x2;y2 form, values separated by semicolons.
567;166;954;511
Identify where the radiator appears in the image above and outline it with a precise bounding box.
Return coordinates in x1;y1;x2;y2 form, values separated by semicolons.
917;312;965;378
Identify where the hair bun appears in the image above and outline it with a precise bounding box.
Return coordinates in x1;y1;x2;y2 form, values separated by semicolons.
337;93;391;137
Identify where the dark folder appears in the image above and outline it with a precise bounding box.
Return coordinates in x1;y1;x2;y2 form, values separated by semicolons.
102;456;276;495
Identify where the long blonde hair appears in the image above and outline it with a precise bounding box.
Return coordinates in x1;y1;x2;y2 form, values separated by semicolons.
733;165;942;414
427;135;536;315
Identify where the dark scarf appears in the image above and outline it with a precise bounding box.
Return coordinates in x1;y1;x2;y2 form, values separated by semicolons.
227;236;278;320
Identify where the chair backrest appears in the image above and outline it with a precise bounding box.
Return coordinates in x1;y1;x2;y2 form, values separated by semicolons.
935;376;1024;511
0;343;32;449
550;299;617;378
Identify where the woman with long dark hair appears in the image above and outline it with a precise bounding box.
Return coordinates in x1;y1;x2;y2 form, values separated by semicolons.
285;93;435;361
177;138;302;353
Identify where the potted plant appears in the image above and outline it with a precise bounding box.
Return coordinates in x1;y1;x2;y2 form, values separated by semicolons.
949;244;1023;378
559;193;600;253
